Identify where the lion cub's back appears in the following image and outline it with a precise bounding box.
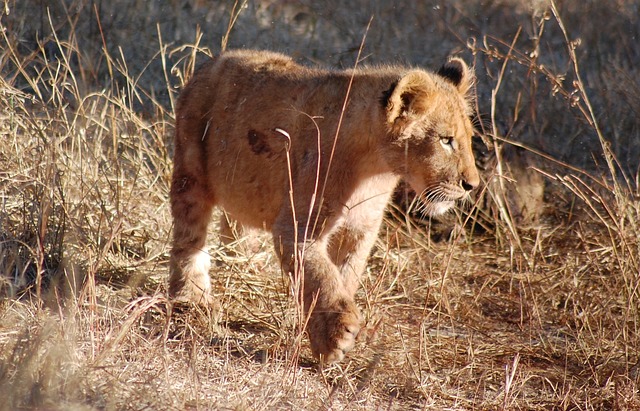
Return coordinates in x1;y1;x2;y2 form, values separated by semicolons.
218;49;301;73
201;49;309;92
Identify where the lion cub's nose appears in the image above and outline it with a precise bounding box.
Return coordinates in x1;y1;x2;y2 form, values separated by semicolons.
461;166;480;192
461;173;479;192
461;180;475;191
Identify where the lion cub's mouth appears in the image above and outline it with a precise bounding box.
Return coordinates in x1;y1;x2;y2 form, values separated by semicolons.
417;183;468;216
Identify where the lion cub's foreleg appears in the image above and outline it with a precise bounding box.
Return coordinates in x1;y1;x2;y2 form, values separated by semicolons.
273;208;370;362
328;222;382;296
276;237;362;363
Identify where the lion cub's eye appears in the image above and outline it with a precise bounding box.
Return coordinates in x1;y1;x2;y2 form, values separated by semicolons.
440;136;455;151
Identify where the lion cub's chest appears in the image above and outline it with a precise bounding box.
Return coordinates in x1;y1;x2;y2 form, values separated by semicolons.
341;173;398;227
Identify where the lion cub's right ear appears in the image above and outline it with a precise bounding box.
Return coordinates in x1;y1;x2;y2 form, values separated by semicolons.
436;57;474;97
385;71;435;125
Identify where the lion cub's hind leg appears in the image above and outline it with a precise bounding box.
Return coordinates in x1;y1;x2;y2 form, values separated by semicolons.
169;175;216;307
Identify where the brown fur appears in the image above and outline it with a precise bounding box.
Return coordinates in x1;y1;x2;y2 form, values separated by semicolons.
169;49;480;362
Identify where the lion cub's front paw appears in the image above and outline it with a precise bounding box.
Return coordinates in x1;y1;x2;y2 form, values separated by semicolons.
308;298;362;363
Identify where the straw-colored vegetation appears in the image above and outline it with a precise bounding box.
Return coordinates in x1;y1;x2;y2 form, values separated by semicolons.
1;0;639;409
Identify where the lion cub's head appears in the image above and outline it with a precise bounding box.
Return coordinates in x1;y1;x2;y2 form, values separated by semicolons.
383;58;480;216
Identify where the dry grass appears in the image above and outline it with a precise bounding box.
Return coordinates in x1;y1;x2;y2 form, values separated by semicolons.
1;0;640;409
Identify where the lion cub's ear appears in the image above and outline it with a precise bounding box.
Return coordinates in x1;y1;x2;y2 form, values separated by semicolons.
386;71;435;124
436;57;474;96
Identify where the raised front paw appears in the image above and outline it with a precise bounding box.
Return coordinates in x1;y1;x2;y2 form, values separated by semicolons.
307;298;362;363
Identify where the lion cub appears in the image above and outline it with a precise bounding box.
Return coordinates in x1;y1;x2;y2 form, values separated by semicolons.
169;49;479;362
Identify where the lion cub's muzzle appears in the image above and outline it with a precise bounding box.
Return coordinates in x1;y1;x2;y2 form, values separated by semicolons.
419;180;476;216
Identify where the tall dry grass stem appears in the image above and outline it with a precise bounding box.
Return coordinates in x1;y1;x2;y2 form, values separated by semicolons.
221;0;248;53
